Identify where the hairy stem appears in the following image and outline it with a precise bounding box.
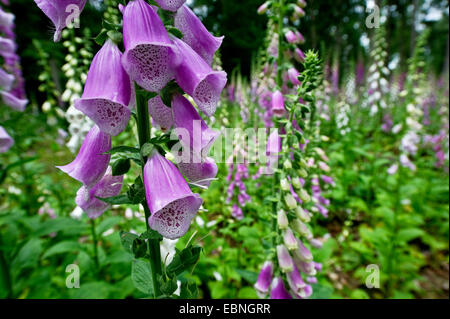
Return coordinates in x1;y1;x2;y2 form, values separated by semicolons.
135;83;162;298
90;218;100;271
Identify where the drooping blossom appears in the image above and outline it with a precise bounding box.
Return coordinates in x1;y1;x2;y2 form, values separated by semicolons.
272;90;285;116
178;156;218;187
75;39;132;136
122;0;180;92
174;5;223;65
0;125;13;153
57;125;111;188
172;36;227;116
254;261;273;297
34;0;87;42
270;277;292;299
148;95;174;131
172;94;219;158
144;150;202;239
75;166;123;219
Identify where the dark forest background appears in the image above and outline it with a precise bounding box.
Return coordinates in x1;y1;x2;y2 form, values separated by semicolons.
8;0;449;107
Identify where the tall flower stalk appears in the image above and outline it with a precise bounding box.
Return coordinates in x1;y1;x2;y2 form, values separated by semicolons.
254;0;326;299
36;0;227;298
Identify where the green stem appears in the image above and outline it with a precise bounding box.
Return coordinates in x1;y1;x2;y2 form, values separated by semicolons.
276;0;285;88
90;219;100;271
135;83;162;298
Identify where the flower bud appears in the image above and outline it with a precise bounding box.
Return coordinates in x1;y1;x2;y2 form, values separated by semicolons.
277;210;289;230
291;177;302;189
291;219;313;239
283;159;292;170
297;168;308;178
283;228;298;250
298;188;311;203
295;206;310;223
277;245;294;273
257;1;270;15
280;178;290;191
284;193;297;210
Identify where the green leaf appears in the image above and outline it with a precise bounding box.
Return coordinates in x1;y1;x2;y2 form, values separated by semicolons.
235;268;258;284
43;241;82;259
140;143;155;158
167;26;184;39
95;29;108;46
140;229;163;241
127;177;145;204
119;231;139;254
310;284;333;299
34;218;86;237
132;238;147;258
96;216;122;235
159;275;178;296
166;245;202;276
107;30;123;44
112;158;131;176
397;228;424;243
104;146;140;156
179;281;198;299
11;238;43;272
131;259;154;296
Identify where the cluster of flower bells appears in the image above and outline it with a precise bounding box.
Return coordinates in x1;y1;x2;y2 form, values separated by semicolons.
35;0;227;239
0;1;28;153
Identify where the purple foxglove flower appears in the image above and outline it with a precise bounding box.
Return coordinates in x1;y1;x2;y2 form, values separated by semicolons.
277;244;294;273
293;6;306;18
174;5;223;65
0;36;16;53
172;36;227;116
144;150;203;239
172;94;219;157
0;125;13;153
294;48;305;63
257;2;270;15
293;238;313;262
154;0;186;12
177;156;218;187
148;95;174;131
75;166;123;219
287;264;306;295
270;277;292;299
57;125;111;188
285;30;297;44
309;238;323;249
295;31;305;44
122;0;180;92
34;0;87;42
297;261;316;276
271;90;285;116
0;91;27;111
283;228;299;250
0;9;14;28
287;68;301;86
75;40;131;136
303;285;313;298
232;203;244;220
320;174;335;185
0;67;14;91
297;0;307;8
254;261;273;297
